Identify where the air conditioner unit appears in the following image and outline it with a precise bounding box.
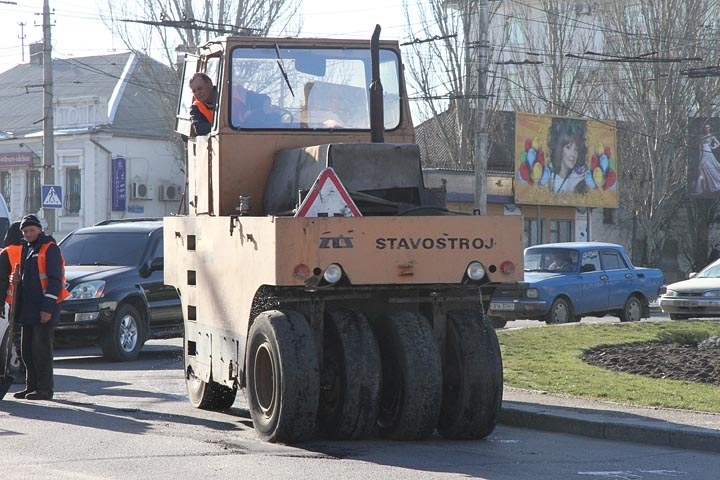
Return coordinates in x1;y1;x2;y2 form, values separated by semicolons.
160;184;182;201
131;182;154;200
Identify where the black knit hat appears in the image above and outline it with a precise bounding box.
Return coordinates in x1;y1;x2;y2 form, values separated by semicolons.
20;214;42;230
3;221;22;247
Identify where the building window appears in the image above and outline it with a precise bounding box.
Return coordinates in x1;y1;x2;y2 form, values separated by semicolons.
603;208;615;225
65;167;81;215
0;171;10;211
25;170;41;214
524;218;545;247
550;219;573;243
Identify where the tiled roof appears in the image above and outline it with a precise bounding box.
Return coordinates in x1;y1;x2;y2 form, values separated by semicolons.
0;52;178;138
415;109;516;173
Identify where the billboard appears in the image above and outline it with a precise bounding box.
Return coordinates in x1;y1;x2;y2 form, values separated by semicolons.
513;112;618;208
688;116;720;198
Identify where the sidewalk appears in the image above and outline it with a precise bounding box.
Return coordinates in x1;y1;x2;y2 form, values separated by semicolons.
500;386;720;453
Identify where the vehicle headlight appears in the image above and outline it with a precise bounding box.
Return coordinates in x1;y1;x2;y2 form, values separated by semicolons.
703;290;720;297
664;289;677;297
69;280;106;299
526;288;539;299
322;263;343;284
466;262;486;281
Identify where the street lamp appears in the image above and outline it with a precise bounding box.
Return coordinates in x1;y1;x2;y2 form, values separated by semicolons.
18;143;42;166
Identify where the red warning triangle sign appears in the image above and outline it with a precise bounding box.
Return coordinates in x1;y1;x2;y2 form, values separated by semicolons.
295;167;362;218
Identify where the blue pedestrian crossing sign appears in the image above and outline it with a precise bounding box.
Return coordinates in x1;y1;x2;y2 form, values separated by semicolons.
41;185;63;209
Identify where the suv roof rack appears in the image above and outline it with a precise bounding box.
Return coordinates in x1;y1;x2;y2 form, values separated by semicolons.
94;218;163;226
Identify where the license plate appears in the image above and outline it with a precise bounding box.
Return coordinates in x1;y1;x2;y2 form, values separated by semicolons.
490;302;515;311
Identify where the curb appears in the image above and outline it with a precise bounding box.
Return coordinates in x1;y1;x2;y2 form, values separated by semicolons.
500;401;720;454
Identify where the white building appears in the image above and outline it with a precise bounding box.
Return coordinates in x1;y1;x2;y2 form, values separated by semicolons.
0;44;184;239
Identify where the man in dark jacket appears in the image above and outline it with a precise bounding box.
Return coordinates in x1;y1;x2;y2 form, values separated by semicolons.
12;215;69;401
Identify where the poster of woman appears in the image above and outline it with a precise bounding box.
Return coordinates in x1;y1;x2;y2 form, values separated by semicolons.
514;113;618;208
689;117;720;197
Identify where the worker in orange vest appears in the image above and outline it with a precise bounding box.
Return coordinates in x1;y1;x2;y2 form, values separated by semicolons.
189;72;217;135
12;215;70;401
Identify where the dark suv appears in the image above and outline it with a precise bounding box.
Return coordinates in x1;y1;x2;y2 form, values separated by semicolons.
57;219;183;361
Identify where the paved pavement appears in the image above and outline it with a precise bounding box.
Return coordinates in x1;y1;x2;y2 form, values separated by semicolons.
500;386;720;453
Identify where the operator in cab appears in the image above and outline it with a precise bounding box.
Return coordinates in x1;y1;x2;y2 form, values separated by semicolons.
188;72;216;136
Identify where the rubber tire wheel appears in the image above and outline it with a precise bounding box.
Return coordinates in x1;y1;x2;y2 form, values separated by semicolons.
100;304;144;362
489;316;507;329
437;310;503;440
245;310;319;443
545;297;572;325
373;311;442;440
185;350;237;411
619;295;642;322
317;310;381;440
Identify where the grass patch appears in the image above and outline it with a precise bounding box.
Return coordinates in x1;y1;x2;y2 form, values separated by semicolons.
497;321;720;412
656;329;710;346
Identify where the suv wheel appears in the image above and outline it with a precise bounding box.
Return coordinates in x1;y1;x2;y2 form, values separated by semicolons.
100;304;145;362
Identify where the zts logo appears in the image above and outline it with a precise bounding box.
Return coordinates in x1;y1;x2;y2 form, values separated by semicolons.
319;236;354;249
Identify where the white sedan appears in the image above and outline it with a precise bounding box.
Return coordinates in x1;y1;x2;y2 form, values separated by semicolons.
659;259;720;320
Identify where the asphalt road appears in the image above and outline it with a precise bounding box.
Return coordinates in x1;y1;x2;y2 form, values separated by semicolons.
2;333;720;479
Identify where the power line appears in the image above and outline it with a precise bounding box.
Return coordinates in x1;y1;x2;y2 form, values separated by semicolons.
119;16;259;36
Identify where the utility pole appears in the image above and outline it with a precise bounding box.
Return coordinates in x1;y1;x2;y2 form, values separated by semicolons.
473;0;489;215
18;22;26;62
42;0;55;233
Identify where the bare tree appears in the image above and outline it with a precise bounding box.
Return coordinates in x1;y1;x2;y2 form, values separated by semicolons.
405;1;601;168
600;0;720;269
100;0;302;70
408;0;720;269
403;0;506;170
493;1;601;117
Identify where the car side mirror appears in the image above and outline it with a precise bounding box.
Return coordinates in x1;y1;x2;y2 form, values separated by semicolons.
139;257;164;277
150;257;164;272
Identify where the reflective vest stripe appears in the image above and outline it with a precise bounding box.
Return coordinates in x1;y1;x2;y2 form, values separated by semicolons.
193;99;213;123
37;242;71;303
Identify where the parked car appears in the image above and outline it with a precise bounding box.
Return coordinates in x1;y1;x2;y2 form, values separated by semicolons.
487;242;665;327
658;259;720;320
56;219;183;361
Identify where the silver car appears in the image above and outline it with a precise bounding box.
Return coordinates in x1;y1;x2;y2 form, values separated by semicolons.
659;260;720;320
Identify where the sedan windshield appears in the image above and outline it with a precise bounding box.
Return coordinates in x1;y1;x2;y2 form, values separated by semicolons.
525;248;579;272
696;262;720;278
60;232;150;266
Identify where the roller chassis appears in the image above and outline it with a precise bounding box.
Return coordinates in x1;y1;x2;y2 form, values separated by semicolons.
167;32;521;444
182;291;502;443
168;214;509;443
